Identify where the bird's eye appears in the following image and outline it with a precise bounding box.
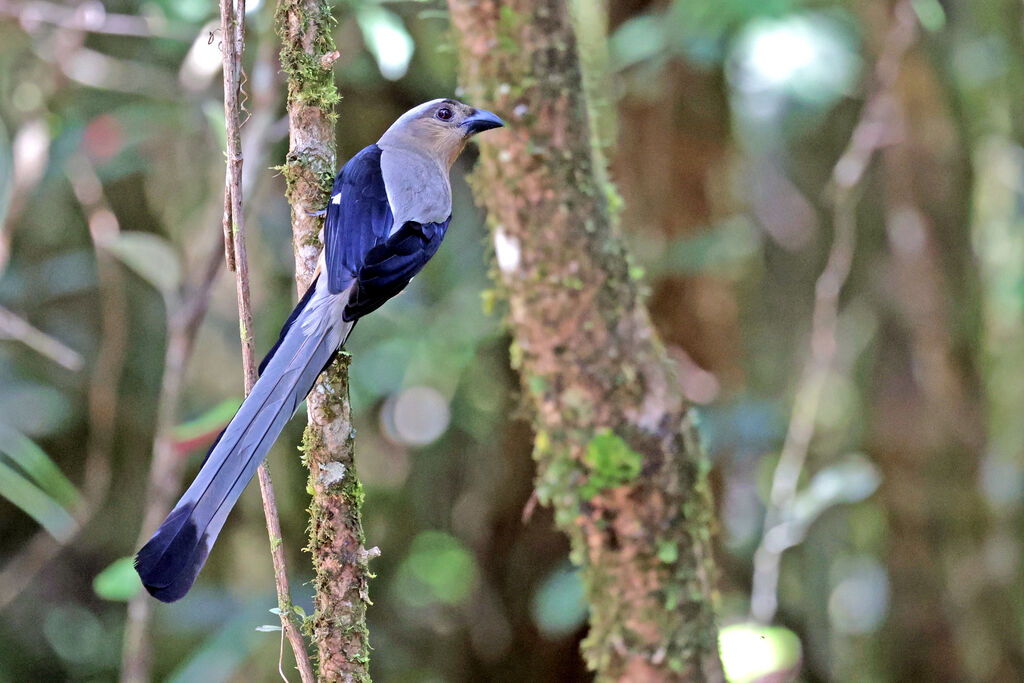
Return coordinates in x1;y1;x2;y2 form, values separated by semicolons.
435;107;453;121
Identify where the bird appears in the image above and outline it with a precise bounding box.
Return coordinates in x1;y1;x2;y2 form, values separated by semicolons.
135;99;503;602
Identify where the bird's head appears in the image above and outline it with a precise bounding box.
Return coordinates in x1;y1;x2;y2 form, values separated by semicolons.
378;98;504;168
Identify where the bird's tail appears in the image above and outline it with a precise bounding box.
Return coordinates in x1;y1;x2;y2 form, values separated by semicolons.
135;276;351;602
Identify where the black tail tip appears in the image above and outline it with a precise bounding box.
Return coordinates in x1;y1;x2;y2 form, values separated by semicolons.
134;549;195;603
134;553;191;603
133;511;207;603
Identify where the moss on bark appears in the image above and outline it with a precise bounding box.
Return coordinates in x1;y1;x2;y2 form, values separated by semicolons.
447;0;724;679
276;1;373;680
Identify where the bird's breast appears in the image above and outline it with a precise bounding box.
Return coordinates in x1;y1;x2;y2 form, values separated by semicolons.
379;147;452;231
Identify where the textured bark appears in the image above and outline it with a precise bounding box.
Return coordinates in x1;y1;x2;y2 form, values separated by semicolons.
276;1;373;679
448;1;723;679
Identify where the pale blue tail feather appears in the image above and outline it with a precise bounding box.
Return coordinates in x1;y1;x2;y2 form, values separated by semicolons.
135;281;351;601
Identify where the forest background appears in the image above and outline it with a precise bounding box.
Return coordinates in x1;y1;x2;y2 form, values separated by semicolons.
1;0;1023;680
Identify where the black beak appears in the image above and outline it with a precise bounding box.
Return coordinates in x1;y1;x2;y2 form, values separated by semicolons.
461;109;504;135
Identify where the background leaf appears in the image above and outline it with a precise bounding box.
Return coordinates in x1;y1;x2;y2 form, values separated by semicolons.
102;232;183;296
93;557;143;601
0;424;80;508
0;460;77;542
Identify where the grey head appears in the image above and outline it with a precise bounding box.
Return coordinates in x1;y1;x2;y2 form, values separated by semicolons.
378;98;504;169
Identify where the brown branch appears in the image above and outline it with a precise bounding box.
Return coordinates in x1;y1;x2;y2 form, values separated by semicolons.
222;168;237;271
749;0;919;624
220;1;315;680
276;0;375;678
0;154;126;612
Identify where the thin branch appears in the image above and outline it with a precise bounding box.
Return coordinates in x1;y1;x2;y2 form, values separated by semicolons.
222;168;237;271
0;304;84;371
221;0;315;679
749;0;919;624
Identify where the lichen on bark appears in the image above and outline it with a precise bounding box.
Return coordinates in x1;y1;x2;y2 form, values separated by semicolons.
275;0;373;679
447;0;724;679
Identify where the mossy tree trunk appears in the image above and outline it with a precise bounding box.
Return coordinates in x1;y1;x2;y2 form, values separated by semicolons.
275;1;374;679
447;1;724;679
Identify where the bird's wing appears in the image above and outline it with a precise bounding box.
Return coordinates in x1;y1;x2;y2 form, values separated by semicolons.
323;144;394;294
343;218;450;321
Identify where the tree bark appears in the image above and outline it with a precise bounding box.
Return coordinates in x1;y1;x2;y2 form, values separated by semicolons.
276;1;374;679
448;1;723;679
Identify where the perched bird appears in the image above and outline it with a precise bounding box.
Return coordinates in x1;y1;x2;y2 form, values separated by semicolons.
135;99;503;602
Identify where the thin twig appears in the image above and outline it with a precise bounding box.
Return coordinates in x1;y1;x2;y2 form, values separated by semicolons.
0;304;84;371
220;0;314;679
222;168;237;271
749;0;919;623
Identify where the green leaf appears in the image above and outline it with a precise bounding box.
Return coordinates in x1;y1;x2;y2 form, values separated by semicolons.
0;460;77;541
93;557;143;601
395;531;477;606
0;424;79;507
173;398;242;443
103;232;182;295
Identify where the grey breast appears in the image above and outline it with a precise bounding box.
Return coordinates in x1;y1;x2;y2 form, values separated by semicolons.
380;146;452;231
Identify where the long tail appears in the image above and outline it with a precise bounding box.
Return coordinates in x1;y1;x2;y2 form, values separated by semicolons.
135;276;352;602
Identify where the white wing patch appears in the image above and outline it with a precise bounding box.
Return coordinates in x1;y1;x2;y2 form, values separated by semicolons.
331;192;342;205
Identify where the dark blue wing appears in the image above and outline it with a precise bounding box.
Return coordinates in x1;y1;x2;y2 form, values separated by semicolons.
324;144;394;294
343;218;450;322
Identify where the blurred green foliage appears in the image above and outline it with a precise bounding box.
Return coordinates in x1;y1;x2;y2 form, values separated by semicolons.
1;0;1023;680
93;556;143;602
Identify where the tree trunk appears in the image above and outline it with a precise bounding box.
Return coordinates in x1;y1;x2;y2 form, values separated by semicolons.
447;1;724;679
276;1;374;679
